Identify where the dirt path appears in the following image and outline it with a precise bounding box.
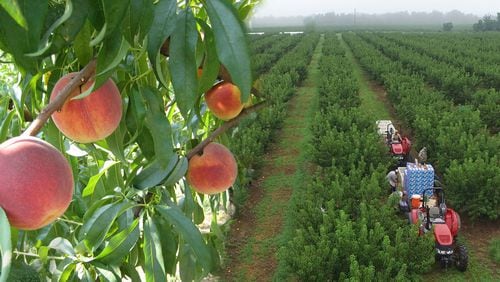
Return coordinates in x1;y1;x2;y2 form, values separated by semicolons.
339;33;500;280
221;36;324;282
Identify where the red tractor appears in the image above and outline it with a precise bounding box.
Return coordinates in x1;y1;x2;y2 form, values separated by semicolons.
376;120;411;164
407;187;468;271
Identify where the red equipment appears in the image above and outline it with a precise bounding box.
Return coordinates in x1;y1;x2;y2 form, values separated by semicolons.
376;120;411;164
408;187;468;271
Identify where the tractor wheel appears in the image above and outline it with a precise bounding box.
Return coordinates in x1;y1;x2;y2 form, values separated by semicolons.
454;243;468;272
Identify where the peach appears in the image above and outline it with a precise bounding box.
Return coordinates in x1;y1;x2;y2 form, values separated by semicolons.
0;136;74;230
50;73;122;143
186;143;237;195
205;82;243;121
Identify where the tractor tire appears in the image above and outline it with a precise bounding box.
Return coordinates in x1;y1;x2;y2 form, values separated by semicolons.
454;243;468;272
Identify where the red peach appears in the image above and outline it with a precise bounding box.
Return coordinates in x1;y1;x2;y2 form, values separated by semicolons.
205;82;243;121
186;143;237;195
50;73;122;143
0;136;74;230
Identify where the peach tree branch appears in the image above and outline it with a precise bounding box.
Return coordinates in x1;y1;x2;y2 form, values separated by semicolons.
22;59;97;137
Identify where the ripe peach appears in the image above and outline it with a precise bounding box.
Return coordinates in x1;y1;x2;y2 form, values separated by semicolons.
186;143;237;195
50;73;122;143
205;82;243;121
0;136;74;230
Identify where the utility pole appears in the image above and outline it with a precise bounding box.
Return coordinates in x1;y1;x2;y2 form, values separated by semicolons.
354;8;356;25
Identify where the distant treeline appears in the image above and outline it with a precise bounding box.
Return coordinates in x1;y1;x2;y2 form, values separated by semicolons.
473;13;500;31
251;10;480;28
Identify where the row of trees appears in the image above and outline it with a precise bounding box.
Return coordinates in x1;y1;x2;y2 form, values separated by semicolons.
344;32;500;220
359;32;499;132
275;33;434;281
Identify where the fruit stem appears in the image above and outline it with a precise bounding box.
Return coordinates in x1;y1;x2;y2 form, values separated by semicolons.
22;59;97;137
186;101;267;160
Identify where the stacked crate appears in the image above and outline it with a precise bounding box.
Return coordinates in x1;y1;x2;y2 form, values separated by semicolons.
404;163;434;198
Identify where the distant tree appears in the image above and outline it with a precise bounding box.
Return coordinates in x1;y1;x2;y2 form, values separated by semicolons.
473;13;500;31
443;22;453;31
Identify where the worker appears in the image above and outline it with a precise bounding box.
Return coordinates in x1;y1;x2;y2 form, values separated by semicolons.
418;146;427;164
386;169;399;193
392;130;402;143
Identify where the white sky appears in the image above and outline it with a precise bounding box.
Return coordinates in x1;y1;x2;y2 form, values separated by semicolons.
253;0;500;17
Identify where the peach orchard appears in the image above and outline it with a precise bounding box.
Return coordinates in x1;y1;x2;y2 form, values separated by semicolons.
0;0;259;280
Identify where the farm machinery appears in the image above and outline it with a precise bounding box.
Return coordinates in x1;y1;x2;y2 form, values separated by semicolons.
376;120;411;165
396;163;468;271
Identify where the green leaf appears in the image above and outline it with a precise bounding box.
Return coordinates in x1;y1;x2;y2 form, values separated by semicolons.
94;264;120;282
133;155;179;190
79;202;132;251
179;244;198;282
142;87;174;166
103;0;130;36
94;33;130;90
0;111;15;143
94;218;139;263
0;1;27;29
74;20;94;65
91;0;130;46
26;0;74;57
143;216;167;282
123;0;154;44
147;0;177;87
0;207;12;282
105;121;127;163
0;0;48;72
170;8;198;119
156;204;213;272
153;217;178;274
82;161;120;197
204;0;252;101
59;262;76;282
163;156;188;186
197;19;220;94
125;86;147;137
48;237;75;257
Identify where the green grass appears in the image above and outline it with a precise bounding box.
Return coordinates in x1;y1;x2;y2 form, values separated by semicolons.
489;238;500;263
338;33;391;120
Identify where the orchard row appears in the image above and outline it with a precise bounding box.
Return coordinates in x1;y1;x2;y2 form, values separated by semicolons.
356;32;499;132
276;33;434;281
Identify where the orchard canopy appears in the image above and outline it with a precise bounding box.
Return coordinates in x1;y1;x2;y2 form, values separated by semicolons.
0;0;260;281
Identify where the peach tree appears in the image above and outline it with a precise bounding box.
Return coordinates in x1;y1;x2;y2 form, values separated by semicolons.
0;0;260;280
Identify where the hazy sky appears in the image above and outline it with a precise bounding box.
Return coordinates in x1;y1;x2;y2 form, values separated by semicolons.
253;0;500;17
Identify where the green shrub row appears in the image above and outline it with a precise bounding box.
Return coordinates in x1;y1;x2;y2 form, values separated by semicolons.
250;34;304;76
343;32;500;220
358;32;499;132
276;34;434;282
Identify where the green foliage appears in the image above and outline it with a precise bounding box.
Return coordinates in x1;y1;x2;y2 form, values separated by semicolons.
276;34;434;282
0;0;260;280
489;238;500;263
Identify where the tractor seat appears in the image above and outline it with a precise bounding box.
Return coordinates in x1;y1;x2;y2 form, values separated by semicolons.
429;206;445;223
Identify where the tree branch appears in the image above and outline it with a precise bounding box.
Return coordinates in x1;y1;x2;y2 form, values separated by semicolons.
186;101;267;159
22;59;97;137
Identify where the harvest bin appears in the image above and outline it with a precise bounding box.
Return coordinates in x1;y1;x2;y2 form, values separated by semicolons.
404;163;434;198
